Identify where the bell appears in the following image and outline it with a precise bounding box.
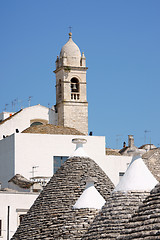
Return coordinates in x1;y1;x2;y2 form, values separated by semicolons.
72;83;77;90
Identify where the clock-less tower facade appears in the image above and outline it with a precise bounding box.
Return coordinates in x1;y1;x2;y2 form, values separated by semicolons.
54;32;88;135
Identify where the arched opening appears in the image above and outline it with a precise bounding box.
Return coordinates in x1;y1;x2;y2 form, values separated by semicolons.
70;78;80;100
30;122;43;127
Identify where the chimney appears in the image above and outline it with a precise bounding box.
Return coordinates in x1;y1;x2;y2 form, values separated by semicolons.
16;129;19;133
128;135;134;148
70;138;88;158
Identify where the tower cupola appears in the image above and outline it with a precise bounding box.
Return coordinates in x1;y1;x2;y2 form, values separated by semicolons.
54;32;88;135
56;32;86;68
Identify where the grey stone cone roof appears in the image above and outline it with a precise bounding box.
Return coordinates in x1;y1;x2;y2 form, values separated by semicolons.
143;148;160;182
12;156;114;240
82;191;149;240
118;183;160;240
8;174;33;189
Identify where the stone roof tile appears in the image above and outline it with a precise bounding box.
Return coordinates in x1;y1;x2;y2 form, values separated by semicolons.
8;174;33;189
106;148;121;156
118;183;160;239
11;156;114;239
142;148;160;182
22;124;85;135
82;191;149;240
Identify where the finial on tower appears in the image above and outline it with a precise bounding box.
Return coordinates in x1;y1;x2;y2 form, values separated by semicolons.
69;26;72;39
69;32;72;39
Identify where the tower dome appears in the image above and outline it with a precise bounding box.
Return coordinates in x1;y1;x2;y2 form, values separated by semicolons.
60;32;81;67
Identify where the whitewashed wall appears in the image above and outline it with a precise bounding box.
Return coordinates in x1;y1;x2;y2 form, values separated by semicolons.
0;105;57;140
0;191;38;240
15;133;106;181
104;155;132;186
0;112;14;121
0;132;132;188
0;133;106;188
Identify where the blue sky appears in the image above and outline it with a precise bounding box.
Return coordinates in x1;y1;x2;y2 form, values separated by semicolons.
0;0;160;149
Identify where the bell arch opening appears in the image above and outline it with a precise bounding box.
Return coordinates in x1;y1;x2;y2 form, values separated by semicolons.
70;78;80;100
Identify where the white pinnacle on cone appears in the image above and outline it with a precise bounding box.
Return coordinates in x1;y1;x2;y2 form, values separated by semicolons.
114;150;158;192
73;177;106;209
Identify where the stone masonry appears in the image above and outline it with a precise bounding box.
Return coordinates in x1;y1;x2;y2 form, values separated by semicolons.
54;33;88;135
118;183;160;239
82;191;149;240
12;156;114;239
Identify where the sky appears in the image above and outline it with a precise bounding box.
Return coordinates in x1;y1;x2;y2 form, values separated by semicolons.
0;0;160;149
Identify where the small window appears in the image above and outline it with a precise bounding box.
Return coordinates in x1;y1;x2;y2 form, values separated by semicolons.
119;172;125;181
54;156;68;173
19;214;26;224
59;79;62;94
0;220;2;236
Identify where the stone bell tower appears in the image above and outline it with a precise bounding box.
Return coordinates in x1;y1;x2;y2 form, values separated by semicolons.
54;32;88;135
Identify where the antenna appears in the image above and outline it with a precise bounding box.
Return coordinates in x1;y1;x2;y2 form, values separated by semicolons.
30;166;39;178
69;26;72;33
12;100;15;112
28;96;32;107
144;130;151;144
18;99;23;109
14;98;18;112
4;104;9;111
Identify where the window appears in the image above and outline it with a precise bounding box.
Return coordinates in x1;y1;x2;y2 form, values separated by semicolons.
119;172;125;181
16;209;28;226
58;79;62;98
0;220;2;236
19;214;26;224
54;156;68;174
59;80;62;93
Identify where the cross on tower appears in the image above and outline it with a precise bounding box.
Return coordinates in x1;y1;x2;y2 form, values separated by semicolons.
69;26;72;33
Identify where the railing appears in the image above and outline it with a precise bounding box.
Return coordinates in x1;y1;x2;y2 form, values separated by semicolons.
71;93;80;100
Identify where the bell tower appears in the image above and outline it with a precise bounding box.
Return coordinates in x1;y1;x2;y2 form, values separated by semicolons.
54;32;88;135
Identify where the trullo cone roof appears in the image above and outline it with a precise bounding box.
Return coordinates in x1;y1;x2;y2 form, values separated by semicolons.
11;156;114;239
82;154;157;240
118;182;160;240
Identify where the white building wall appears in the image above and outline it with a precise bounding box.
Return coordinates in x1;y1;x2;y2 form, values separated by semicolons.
104;155;132;186
14;133;106;182
0;191;38;240
0;132;132;188
0;133;106;188
0;105;57;140
0;112;15;121
0;135;15;188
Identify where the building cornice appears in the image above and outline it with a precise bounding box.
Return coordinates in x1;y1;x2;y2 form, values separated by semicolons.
54;66;88;74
